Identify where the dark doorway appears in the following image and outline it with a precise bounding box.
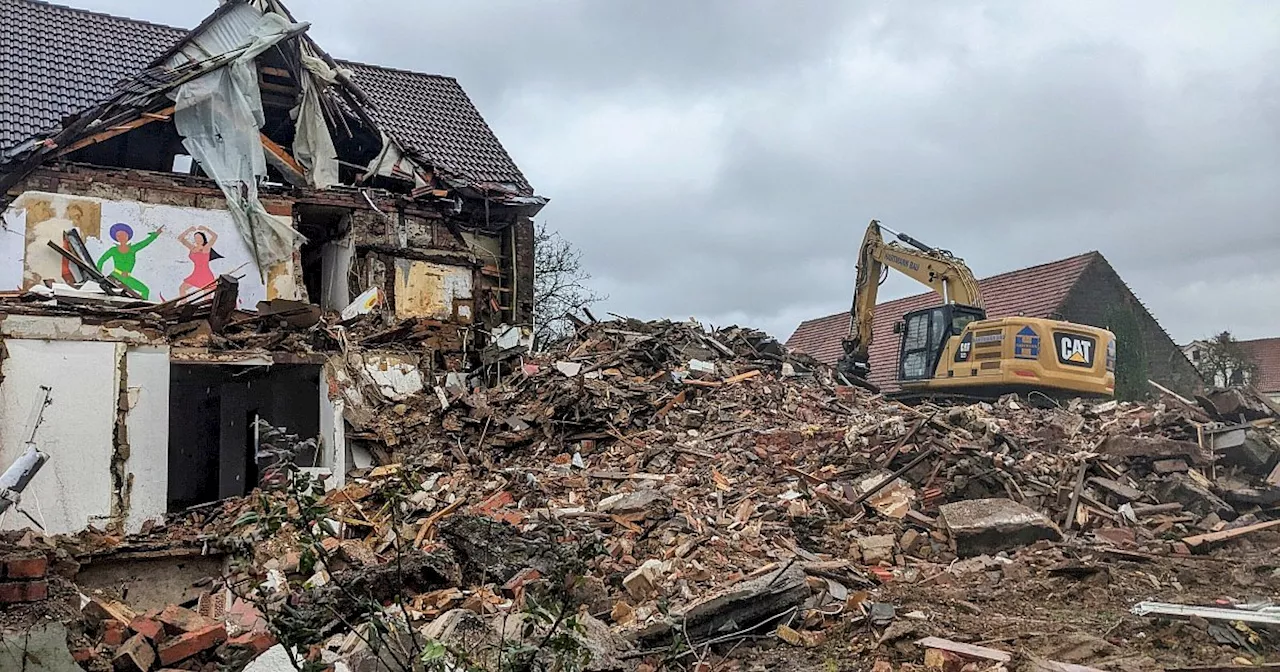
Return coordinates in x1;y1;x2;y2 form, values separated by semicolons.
168;363;322;511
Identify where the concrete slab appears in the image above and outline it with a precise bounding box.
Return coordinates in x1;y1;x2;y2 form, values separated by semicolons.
939;498;1063;557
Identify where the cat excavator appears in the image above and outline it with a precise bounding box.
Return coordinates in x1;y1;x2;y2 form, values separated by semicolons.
837;220;1115;399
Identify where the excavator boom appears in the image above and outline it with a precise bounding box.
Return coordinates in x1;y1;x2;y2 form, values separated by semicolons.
839;220;982;381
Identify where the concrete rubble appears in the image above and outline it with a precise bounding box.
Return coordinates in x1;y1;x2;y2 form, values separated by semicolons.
2;315;1280;670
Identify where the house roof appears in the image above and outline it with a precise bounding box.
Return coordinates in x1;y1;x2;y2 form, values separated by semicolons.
786;251;1099;390
1238;338;1280;393
0;0;531;193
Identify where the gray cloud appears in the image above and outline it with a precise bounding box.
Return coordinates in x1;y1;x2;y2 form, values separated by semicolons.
75;0;1280;343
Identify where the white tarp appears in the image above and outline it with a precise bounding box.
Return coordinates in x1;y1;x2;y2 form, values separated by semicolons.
171;9;306;270
293;54;342;189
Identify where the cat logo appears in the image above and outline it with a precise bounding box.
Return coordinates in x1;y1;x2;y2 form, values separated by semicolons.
1054;333;1097;368
954;332;973;363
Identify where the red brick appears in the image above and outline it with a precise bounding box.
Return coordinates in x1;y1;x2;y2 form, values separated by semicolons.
157;605;215;635
224;630;276;657
4;554;48;579
0;580;47;603
71;647;97;663
130;616;167;643
502;568;542;593
157;624;227;666
102;619;128;647
112;634;156;672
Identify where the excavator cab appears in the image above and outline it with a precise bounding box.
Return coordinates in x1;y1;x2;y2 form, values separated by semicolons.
896;304;985;382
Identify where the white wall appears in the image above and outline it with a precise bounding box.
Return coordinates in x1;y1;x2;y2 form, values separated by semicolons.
124;346;171;533
0;339;171;535
0;340;118;534
3;191;299;307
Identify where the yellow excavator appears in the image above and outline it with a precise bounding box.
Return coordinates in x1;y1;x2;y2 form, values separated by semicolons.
837;220;1116;399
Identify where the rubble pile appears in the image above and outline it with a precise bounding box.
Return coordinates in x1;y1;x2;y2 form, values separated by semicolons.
6;317;1280;671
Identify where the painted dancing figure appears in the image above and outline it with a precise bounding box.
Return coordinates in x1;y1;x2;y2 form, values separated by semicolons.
178;225;223;296
96;222;162;299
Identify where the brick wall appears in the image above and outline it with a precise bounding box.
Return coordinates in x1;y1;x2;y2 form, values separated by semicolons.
0;551;49;604
512;216;535;325
1057;256;1202;399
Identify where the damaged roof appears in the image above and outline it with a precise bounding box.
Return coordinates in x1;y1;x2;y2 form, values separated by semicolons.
786;252;1100;390
0;0;532;193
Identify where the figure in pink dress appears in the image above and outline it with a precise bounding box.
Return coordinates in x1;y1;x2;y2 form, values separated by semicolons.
178;226;224;296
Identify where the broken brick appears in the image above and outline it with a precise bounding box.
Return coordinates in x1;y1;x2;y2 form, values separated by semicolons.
157;605;215;635
223;630;277;657
130;616;167;643
113;634;156;672
102;619;128;647
157;623;227;666
501;567;543;593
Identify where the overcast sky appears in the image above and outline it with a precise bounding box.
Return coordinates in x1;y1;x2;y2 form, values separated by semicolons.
81;0;1280;343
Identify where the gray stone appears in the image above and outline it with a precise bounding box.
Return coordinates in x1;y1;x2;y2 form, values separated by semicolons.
1214;429;1279;475
597;489;667;515
939;498;1063;558
1155;475;1236;521
0;624;81;672
1101;435;1209;464
857;534;897;565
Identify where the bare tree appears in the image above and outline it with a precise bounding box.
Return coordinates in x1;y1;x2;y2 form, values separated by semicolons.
534;222;604;347
1195;331;1258;388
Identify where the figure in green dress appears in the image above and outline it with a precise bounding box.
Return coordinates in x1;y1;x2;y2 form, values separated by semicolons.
97;223;164;299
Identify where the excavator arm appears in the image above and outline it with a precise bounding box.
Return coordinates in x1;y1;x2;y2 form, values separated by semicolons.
837;220;983;383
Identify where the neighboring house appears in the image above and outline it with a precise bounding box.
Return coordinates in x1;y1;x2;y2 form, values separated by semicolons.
0;0;541;533
1184;338;1280;403
787;251;1201;399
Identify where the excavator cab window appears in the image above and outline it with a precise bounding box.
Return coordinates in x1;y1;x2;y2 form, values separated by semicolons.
898;304;986;382
899;307;946;381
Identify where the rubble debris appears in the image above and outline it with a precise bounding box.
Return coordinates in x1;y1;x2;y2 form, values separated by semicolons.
1199;387;1280;422
1156;475;1237;520
636;563;810;646
938;498;1063;557
6;316;1280;670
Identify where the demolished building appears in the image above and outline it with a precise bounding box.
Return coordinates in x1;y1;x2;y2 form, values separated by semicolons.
0;0;542;535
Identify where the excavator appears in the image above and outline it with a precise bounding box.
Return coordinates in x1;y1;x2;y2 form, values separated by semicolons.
836;220;1115;400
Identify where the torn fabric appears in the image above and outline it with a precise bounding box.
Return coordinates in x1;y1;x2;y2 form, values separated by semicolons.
171;9;305;271
292;54;342;190
363;132;430;189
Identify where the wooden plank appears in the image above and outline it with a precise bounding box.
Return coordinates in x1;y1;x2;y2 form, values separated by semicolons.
588;471;666;482
44;241;143;299
915;637;1011;663
1183;518;1280;548
725;370;761;384
56;106;175;157
260;132;308;186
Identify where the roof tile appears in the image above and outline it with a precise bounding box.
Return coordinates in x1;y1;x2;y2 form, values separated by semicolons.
1238;338;1280;394
0;0;530;192
786;252;1099;390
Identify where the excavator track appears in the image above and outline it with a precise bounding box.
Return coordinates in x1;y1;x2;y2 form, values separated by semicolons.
886;388;1105;409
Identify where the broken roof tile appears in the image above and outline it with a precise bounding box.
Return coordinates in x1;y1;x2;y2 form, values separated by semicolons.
0;0;532;194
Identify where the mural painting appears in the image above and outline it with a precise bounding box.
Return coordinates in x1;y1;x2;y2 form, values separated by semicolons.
177;226;224;297
2;191;299;307
97;223;164;299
